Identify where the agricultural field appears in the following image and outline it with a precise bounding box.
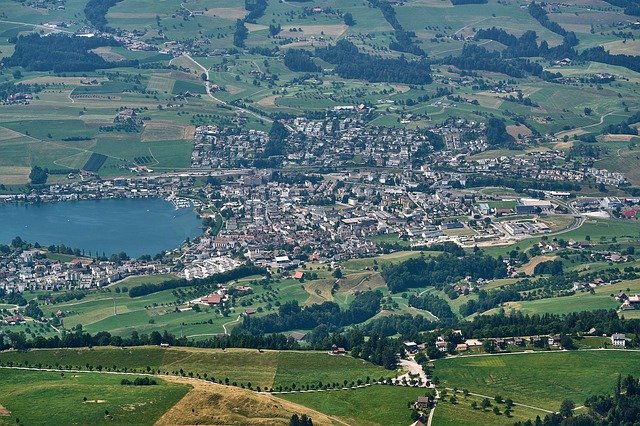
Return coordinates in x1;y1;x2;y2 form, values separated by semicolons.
0;369;189;425
0;346;390;390
431;392;544;426
32;274;309;337
491;277;640;316
282;385;433;426
434;351;640;411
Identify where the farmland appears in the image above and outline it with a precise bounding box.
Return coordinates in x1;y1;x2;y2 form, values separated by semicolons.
0;346;390;390
282;385;433;426
0;369;189;425
434;351;640;411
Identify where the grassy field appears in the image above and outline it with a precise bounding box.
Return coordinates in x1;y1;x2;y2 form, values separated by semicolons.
0;369;189;425
282;385;432;426
490;278;640;316
431;392;543;426
0;346;390;390
434;351;640;411
156;376;336;426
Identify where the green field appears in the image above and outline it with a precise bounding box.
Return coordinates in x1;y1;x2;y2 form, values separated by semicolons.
434;351;640;411
0;346;389;390
431;392;543;426
282;385;432;426
0;369;189;425
490;278;640;316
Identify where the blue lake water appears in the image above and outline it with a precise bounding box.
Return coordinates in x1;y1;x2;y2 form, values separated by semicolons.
0;198;202;257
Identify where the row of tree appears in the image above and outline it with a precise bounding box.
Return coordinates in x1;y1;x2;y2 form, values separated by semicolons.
127;265;267;297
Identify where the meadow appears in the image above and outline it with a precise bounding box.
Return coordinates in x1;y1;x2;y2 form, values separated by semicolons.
282;385;433;426
0;369;189;425
434;350;640;411
0;346;390;390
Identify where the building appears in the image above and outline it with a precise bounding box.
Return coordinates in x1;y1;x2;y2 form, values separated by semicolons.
611;333;627;348
200;294;223;305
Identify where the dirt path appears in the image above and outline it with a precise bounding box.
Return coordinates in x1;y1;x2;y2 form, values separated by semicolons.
222;314;241;334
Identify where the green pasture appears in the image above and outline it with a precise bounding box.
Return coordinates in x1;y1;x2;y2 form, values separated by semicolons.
0;369;189;425
434;350;640;411
283;385;432;426
0;346;389;390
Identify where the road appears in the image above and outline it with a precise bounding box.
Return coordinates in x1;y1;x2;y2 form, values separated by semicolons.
222;314;241;334
0;19;74;34
173;53;296;132
396;356;429;386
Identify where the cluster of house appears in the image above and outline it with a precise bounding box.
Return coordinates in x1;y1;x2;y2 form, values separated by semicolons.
192;117;487;169
191;284;254;313
0;248;171;293
4;93;33;105
617;293;640;311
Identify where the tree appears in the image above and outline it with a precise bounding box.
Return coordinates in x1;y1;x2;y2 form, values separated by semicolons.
486;117;514;148
481;398;492;410
559;399;575;418
471;401;477;410
29;166;48;185
264;121;289;157
343;12;355;26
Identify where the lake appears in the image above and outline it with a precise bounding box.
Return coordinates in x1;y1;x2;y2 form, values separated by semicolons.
0;198;202;257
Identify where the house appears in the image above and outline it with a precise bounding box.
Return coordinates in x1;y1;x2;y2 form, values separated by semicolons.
4;314;25;325
455;343;469;352
290;331;307;342
548;335;561;346
244;308;256;316
403;341;419;354
293;271;305;280
331;344;346;355
611;333;627;348
414;396;430;409
435;337;448;352
200;294;223;305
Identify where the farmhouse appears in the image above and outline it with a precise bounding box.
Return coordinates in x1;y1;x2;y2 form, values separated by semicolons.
331;344;346;355
611;333;627;348
414;396;431;409
200;294;223;305
3;314;25;325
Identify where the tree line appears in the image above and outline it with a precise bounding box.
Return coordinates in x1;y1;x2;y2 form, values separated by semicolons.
367;0;425;56
128;265;267;297
84;0;121;31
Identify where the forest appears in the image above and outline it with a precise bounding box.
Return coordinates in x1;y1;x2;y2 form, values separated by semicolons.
315;40;432;84
127;265;267;297
4;34;137;72
381;252;507;293
238;291;383;335
284;49;321;72
84;0;121;31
